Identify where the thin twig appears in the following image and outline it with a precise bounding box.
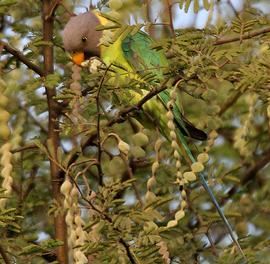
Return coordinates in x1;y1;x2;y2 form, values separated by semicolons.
1;40;44;76
214;26;270;45
96;66;110;186
120;153;143;207
0;244;11;264
166;0;175;37
45;0;60;20
11;144;38;154
22;166;38;201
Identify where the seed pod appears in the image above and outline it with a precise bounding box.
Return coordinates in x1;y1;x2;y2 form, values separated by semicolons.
197;153;209;163
175;210;185;221
171;140;178;149
130;146;145;158
170;131;177;140
108;0;123;10
191;162;204;172
147;177;156;190
183;171;197;181
181;200;187;209
151;161;159;174
167;120;175;130
209;130;218;139
145;191;156;202
166;111;174;120
60;180;72;195
167;220;178;228
0;95;8;107
132;132;149;147
0;125;10;139
118;140;130;155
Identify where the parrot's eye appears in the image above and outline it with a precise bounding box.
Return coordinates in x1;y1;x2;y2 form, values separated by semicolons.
81;36;87;42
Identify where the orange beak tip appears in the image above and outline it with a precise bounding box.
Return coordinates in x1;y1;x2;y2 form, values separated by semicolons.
71;52;85;66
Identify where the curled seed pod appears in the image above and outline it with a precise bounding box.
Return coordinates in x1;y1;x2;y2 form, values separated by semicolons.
181;190;187;199
167;220;178;228
176;160;181;169
147;177;156;190
70;82;81;91
145;191;156;202
130;146;145;158
151;161;159;175
0;95;8;107
171;140;178;149
207;139;214;146
204;146;210;152
75;215;84;226
71;186;79;198
176;171;183;179
191;162;204;173
183;171;197;181
166;111;174;120
174;150;180;159
65;212;73;224
170;131;177;140
0;110;10;122
209;130;218;139
132;132;149;147
167;120;175;130
175;210;185;221
197;152;209;163
108;0;123;10
181;200;187;209
267;105;270;117
118;140;130;155
60;179;73;195
0;125;10;140
169;90;177;100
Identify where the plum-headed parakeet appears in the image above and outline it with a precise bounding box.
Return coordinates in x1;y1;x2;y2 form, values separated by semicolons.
62;11;245;257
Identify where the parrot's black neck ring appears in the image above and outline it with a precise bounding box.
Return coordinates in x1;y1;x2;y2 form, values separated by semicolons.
84;51;99;60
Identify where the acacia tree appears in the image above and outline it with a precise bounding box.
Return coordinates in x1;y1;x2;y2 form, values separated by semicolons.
1;0;270;263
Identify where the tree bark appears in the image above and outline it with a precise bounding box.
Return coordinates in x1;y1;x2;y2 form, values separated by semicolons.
42;1;68;263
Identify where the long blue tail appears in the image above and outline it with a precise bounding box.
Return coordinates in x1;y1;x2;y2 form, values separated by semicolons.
177;128;247;260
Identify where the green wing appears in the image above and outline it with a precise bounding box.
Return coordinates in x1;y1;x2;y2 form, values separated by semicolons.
121;31;207;140
122;31;168;81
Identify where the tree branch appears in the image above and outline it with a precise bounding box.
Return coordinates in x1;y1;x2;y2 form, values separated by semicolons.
0;40;44;76
242;148;270;185
221;147;270;205
214;26;270;45
42;1;68;263
218;91;242;116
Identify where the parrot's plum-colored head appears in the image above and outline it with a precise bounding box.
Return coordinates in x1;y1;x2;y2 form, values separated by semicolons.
63;12;102;65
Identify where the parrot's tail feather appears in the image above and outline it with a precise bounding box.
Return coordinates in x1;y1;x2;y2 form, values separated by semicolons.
176;116;208;141
176;128;247;261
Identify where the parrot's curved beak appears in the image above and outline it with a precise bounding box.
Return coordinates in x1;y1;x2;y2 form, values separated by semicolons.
71;52;85;65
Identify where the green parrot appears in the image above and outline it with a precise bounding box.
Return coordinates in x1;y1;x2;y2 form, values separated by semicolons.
63;11;245;257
